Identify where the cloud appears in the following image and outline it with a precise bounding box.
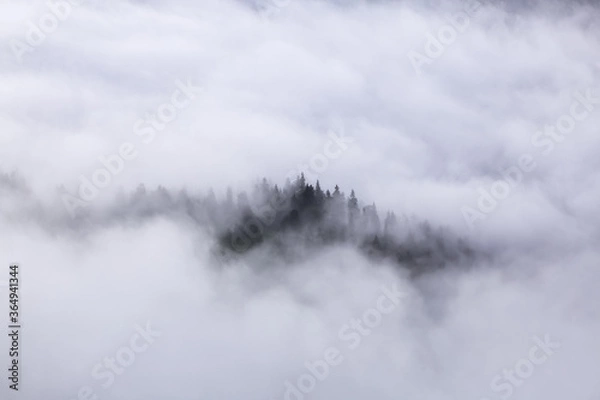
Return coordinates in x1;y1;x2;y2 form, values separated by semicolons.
0;0;599;399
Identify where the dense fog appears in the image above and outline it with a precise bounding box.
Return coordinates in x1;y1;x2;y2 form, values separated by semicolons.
0;0;599;399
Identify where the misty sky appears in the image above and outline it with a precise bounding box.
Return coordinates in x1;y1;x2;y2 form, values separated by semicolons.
0;0;599;399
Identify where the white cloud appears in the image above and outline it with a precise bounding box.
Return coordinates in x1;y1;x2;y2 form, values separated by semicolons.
1;0;599;399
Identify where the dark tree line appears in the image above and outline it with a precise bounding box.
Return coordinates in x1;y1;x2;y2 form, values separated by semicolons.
11;170;474;273
216;174;474;272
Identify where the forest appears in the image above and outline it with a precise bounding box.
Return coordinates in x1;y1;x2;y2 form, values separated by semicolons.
1;171;476;273
215;174;475;272
82;173;476;273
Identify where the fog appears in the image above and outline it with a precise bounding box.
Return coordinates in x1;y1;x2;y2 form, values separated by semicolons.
0;0;599;399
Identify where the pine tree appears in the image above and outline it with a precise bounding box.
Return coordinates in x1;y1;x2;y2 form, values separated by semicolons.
273;184;281;201
297;173;306;192
261;178;270;197
371;203;380;233
348;190;358;210
333;185;341;198
133;184;146;201
284;178;292;195
348;190;359;234
315;180;325;205
384;211;398;237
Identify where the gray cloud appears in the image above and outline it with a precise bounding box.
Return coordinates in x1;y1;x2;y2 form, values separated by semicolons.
1;0;599;399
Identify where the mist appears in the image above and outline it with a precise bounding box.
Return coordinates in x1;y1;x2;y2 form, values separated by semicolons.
0;0;599;399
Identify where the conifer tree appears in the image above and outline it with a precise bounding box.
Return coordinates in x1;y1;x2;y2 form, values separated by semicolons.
333;185;341;198
348;190;360;233
384;211;398;237
297;173;306;191
315;180;325;206
348;190;358;210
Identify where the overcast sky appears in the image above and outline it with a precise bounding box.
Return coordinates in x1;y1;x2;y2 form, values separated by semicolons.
0;0;599;399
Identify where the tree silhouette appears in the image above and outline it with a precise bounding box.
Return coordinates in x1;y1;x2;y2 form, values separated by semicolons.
348;189;359;233
171;174;478;272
